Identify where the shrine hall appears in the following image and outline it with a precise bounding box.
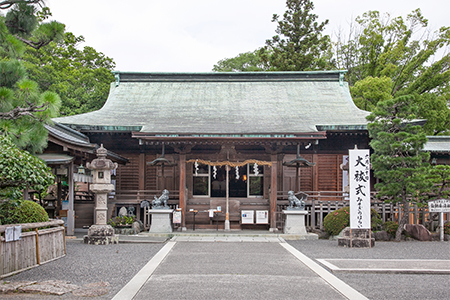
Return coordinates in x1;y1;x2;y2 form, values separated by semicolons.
49;71;371;232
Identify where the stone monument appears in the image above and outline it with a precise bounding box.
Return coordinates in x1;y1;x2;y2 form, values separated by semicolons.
283;191;308;235
84;145;119;245
148;189;173;233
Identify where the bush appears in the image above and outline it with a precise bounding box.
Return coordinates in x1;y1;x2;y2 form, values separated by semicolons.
107;215;135;227
444;222;450;235
323;206;383;236
0;200;49;225
324;206;350;236
383;221;399;238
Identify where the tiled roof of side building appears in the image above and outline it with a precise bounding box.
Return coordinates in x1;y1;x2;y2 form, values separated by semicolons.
52;71;370;136
423;136;450;153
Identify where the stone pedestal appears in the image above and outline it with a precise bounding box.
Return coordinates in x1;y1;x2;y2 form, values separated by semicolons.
149;209;173;233
338;227;375;248
283;210;308;235
83;225;119;245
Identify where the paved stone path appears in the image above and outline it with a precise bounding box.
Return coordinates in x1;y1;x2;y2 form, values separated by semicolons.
113;238;367;300
1;235;449;299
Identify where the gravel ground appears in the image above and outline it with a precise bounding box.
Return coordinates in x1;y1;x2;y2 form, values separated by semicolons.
2;240;165;299
288;239;450;300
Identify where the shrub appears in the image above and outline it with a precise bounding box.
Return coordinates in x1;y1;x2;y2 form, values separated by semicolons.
383;221;399;238
324;206;350;236
444;222;450;235
0;200;49;225
323;206;383;236
108;215;135;227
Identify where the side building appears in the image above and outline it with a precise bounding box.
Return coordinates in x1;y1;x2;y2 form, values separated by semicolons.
52;71;370;231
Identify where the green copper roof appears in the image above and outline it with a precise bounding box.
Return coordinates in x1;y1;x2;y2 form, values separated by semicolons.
423;136;450;152
53;71;369;135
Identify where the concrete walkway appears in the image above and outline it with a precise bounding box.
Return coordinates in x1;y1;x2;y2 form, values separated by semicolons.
112;237;367;300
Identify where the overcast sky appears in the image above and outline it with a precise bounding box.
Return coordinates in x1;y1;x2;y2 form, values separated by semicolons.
45;0;448;72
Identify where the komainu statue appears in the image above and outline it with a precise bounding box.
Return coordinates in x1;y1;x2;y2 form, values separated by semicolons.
151;189;170;209
287;191;306;210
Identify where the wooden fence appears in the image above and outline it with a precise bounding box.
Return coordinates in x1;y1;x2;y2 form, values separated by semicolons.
0;220;66;278
276;191;450;231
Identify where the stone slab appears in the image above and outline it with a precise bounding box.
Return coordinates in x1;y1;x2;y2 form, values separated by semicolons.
0;281;37;293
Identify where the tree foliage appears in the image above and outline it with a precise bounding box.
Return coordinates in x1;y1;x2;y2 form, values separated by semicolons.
335;9;450;134
0;1;63;153
427;165;450;199
212;49;268;72
213;0;332;72
22;32;115;115
367;95;432;240
259;0;332;71
350;76;393;111
0;134;54;200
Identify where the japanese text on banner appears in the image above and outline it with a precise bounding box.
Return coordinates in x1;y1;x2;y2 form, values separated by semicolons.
349;149;371;229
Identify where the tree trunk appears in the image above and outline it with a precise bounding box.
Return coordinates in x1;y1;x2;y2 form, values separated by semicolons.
395;200;410;241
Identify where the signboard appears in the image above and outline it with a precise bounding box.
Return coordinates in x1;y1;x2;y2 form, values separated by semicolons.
255;210;268;224
428;199;450;213
173;210;182;224
5;226;21;242
241;210;254;224
349;149;371;229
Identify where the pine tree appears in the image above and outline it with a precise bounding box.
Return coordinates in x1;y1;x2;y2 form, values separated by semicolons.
0;1;63;153
367;95;432;241
259;0;332;71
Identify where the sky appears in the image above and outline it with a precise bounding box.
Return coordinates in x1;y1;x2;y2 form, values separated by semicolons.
45;0;448;72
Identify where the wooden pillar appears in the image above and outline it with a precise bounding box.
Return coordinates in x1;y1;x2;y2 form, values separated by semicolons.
179;154;187;230
138;153;145;193
270;154;278;231
67;162;75;236
312;154;318;191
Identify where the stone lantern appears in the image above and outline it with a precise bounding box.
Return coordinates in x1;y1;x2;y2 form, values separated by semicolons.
84;145;119;245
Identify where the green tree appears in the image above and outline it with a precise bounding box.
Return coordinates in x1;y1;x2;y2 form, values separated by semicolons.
212;49;268;72
259;0;332;71
0;134;54;200
350;76;393;111
335;9;450;134
0;1;63;153
367;95;432;241
23;32;115;115
427;165;450;199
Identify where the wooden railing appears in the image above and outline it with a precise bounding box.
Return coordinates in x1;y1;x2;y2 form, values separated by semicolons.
111;189;449;232
113;189;180;203
0;220;66;278
276;191;450;231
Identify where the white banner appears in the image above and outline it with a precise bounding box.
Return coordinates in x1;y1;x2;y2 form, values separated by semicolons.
349;149;371;229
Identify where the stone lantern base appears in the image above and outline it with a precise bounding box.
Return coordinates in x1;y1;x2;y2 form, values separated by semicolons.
84;224;119;245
